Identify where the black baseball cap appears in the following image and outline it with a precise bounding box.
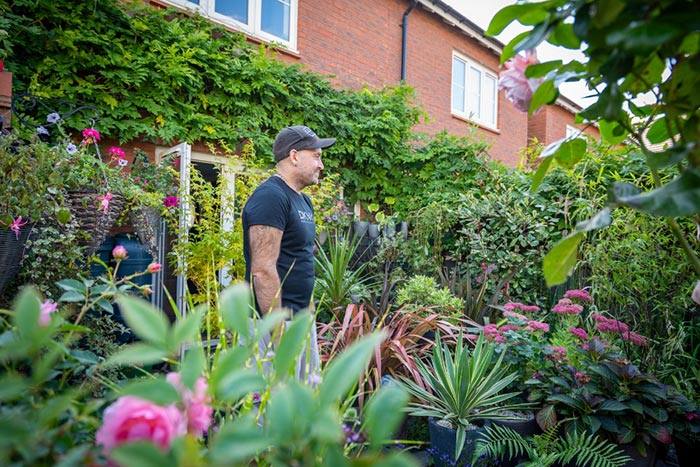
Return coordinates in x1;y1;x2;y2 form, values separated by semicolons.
272;125;336;162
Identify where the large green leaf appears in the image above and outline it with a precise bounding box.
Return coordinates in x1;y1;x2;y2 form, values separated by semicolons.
209;415;271;464
273;312;313;379
575;207;612;233
363;385;410;449
610;169;700;217
119;377;180;404
543;232;584;287
169;308;203;350
219;283;253;339
104;343;168;366
319;331;386;405
116;295;169;347
109;441;173;467
486;3;548;37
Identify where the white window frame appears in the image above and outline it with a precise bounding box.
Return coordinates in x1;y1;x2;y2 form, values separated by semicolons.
451;51;498;129
566;124;584;140
162;0;298;51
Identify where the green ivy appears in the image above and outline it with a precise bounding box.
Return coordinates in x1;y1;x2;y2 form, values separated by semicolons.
2;0;428;209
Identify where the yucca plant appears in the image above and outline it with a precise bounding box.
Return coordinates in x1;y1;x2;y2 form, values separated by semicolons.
473;423;631;467
314;230;371;317
397;331;531;460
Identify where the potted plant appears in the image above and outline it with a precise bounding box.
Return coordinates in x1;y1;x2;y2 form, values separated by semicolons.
0;130;61;293
125;149;180;256
396;330;531;466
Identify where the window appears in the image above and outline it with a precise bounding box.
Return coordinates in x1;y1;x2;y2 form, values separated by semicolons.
451;52;498;128
165;0;297;50
566;124;583;139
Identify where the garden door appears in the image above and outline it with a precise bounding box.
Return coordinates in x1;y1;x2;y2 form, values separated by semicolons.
154;143;238;320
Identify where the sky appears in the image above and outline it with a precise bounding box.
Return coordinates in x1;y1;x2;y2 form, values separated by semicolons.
441;0;593;107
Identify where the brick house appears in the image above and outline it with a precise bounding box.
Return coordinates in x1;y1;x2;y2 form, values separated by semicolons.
150;0;598;167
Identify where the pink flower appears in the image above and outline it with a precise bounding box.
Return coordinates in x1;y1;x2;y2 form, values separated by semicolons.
112;245;128;260
147;263;162;273
498;49;544;113
503;310;527;322
482;323;500;341
164;195;179;208
97;192;113;213
81;127;101;144
39;300;58;327
1;216;30;240
552;298;583;315
563;289;593;302
503;301;540;313
621;331;648;347
524;320;549;333
95;396;186;454
109;146;126;159
569;327;588;340
546;346;568;362
166;372;213;437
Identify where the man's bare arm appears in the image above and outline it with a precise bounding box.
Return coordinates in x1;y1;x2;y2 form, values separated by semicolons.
248;224;283;315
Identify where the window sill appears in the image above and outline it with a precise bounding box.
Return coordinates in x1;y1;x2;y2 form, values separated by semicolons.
451;112;500;134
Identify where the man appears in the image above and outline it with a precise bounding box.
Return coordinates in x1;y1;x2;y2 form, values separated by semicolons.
242;125;335;381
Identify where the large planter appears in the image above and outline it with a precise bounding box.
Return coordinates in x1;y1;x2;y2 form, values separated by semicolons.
674;439;699;467
0;222;34;295
67;191;125;257
428;417;483;467
619;443;656;467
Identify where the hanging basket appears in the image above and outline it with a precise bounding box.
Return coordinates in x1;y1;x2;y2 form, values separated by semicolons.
67;191;126;257
129;205;161;257
0;222;35;295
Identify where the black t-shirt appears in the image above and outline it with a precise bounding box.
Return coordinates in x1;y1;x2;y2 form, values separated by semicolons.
242;176;316;313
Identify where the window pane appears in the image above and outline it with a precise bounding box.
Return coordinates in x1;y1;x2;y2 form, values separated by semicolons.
261;0;290;41
483;74;496;125
452;57;466;112
468;67;481;118
186;0;200;4
215;0;248;24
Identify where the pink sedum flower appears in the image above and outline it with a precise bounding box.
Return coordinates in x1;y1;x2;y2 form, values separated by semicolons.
166;372;213;437
39;300;58;327
498;49;544;113
563;289;593;302
95;396;186;454
112;245;128;260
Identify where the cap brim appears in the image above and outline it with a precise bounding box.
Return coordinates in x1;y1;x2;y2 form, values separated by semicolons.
309;137;336;149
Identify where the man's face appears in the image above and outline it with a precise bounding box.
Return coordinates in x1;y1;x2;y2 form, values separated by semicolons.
295;148;324;187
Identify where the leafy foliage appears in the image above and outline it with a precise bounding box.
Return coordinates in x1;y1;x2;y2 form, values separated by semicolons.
488;0;700;286
473;423;631;467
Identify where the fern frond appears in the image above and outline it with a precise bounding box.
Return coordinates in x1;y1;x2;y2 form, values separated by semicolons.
473;423;531;463
557;431;631;467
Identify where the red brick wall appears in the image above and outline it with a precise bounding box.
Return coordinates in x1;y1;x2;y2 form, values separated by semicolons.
276;0;529;166
528;104;600;145
149;0;584;167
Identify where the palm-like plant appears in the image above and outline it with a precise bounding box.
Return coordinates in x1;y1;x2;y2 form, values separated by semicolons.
473;423;631;467
397;331;530;460
314;231;370;316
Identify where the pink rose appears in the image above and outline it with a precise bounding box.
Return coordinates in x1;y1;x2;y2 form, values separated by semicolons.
498;49;543;113
112;245;127;260
39;300;58;327
147;262;162;273
95;396;186;454
166;372;213;437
